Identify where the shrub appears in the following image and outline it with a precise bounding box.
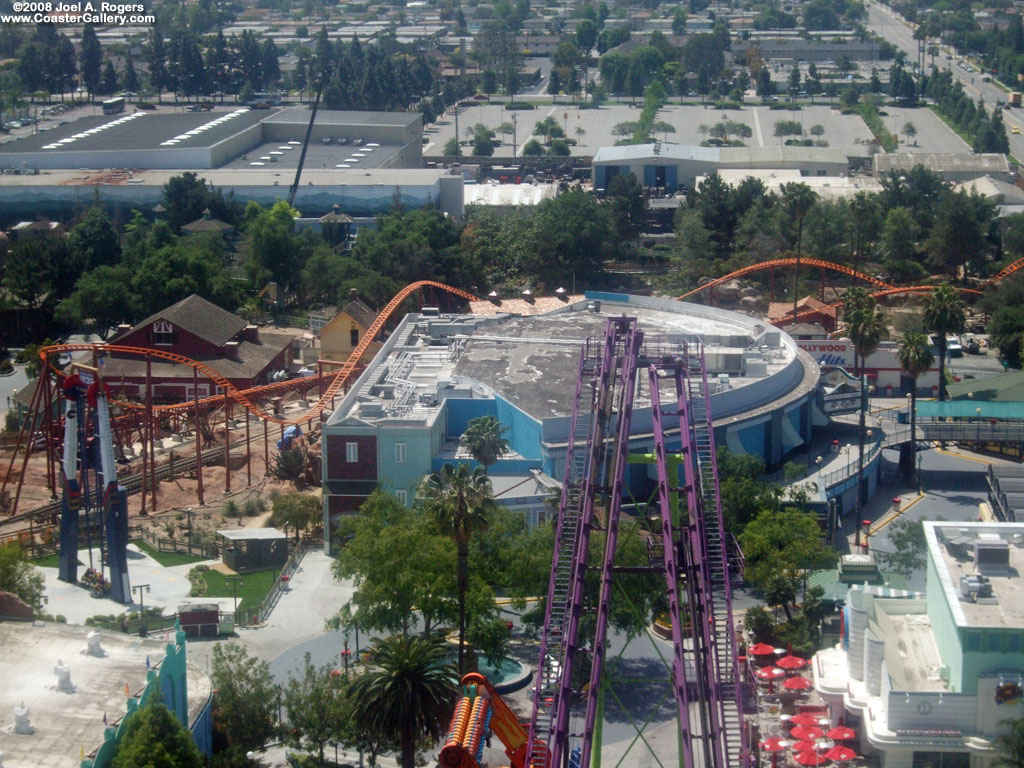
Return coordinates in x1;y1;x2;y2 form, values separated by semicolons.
224;501;240;518
269;448;305;481
0;359;13;374
4;411;18;433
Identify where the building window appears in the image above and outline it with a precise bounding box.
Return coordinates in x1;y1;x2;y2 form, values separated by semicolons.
396;490;407;505
395;442;407;463
153;319;174;346
350;327;359;347
966;633;981;651
989;633;1002;652
346;442;358;463
1010;633;1021;652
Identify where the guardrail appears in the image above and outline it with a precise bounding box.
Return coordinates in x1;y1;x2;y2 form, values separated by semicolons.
236;537;320;627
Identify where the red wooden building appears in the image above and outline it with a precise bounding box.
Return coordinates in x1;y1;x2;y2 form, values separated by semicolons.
101;295;295;403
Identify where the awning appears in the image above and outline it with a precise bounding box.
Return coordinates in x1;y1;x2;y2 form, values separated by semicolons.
916;400;1024;420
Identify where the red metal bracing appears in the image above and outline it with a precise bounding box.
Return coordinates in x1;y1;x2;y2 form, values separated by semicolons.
3;281;478;516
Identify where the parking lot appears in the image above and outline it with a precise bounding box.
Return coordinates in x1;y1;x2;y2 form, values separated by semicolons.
426;100;884;157
877;105;972;154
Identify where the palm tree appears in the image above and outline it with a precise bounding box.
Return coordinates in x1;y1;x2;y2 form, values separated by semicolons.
897;330;934;485
459;415;510;471
849;192;878;275
995;717;1024;768
923;283;966;401
847;300;887;529
349;635;458;768
420;463;496;674
842;287;874;373
782;182;818;322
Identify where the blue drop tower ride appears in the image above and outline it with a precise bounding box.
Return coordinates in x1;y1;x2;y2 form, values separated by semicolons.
57;368;131;605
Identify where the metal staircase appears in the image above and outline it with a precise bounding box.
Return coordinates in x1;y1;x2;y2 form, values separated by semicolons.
524;335;602;768
682;343;747;768
526;326;747;768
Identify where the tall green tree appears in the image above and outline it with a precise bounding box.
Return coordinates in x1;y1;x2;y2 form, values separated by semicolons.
420;463;496;674
270;492;320;541
349;635;458;768
210;643;279;767
332;491;467;637
80;25;103;97
923;283;966;401
739;508;837;599
781;182;818;321
0;542;44;611
897;330;934;484
112;698;203;768
281;653;347;765
460;415;510;471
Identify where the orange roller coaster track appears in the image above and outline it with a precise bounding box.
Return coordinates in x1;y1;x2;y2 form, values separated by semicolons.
38;280;479;426
675;258;895;301
4;280;478;518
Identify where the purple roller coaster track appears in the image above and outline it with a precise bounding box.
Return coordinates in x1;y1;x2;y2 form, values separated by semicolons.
525;317;751;768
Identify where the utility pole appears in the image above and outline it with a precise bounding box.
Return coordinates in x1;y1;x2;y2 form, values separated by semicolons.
512;112;517;165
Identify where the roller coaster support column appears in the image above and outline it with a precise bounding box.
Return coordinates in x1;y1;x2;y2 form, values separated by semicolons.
264;420;269;477
141;356;150;516
193;367;204;506
224;390;231;494
94;384;131;604
245;408;252;487
147;354;157;513
58;397;81;584
43;362;56;498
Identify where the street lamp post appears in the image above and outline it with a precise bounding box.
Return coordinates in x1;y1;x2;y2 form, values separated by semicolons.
227;577;244;620
977;407;982;442
131;584;151;636
917;453;923;494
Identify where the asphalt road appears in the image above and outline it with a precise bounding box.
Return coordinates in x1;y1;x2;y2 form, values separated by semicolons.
866;0;1024;158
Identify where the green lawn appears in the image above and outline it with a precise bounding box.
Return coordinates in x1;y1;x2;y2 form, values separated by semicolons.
198;568;277;614
31;552;63;568
133;539;211;568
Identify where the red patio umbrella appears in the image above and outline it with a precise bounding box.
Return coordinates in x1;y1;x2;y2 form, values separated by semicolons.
749;642;777;656
777;654;809;670
826;726;857;741
824;745;858;763
790;726;825;741
784;676;814;691
759;737;789;753
790;740;823;753
794;751;831;766
755;665;786;680
789;713;825;727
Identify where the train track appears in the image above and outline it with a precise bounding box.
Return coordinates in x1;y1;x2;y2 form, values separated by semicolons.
3;441;240;527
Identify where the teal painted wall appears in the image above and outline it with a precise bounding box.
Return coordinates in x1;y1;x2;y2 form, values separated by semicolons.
445;398;496;437
85;622;210;768
495;396;543;460
960;632;1024;696
378;425;439;499
926;554;964;692
738;422;766;455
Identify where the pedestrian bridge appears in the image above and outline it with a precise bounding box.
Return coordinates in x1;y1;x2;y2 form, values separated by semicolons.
881;400;1024;447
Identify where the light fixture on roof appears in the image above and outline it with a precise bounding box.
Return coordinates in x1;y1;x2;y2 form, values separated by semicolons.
555;287;568;302
521;288;534;304
487;290;500;305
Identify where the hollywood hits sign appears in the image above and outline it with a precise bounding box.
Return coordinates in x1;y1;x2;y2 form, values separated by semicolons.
794;340;940;390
